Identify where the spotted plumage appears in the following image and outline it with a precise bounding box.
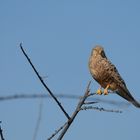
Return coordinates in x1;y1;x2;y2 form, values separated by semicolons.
89;45;140;108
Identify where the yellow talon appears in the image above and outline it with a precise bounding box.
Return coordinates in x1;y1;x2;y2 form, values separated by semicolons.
104;89;108;95
103;84;110;95
96;88;102;95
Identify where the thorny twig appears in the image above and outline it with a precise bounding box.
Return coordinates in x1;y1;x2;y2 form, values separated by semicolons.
0;94;130;107
47;122;67;140
0;123;5;140
20;43;70;120
48;83;123;140
57;81;91;140
81;106;122;113
84;101;98;105
0;94;81;101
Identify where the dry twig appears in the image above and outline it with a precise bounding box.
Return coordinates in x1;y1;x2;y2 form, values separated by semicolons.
32;101;43;140
0;94;130;107
20;43;70;120
81;106;122;113
0;123;5;140
84;101;98;105
57;81;91;140
0;94;81;101
47;122;67;140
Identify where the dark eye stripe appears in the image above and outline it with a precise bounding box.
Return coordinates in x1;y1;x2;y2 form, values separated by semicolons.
101;51;106;58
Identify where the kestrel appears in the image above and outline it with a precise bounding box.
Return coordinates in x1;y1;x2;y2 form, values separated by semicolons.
89;45;140;108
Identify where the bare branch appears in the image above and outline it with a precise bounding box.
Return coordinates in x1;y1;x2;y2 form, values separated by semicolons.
20;43;70;120
57;81;91;140
87;93;96;97
0;122;5;140
47;122;67;140
32;101;43;140
0;93;130;108
49;83;122;139
84;101;98;105
0;94;81;101
81;106;122;113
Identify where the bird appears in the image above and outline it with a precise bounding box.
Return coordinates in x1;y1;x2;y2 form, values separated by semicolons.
88;45;140;108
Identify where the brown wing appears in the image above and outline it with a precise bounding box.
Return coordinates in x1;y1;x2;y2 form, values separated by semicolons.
94;58;126;89
106;60;140;107
105;59;126;87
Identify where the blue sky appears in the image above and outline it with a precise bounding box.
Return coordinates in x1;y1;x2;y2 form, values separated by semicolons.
0;0;140;140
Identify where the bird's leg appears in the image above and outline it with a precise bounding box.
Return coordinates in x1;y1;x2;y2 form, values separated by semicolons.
103;84;110;95
96;86;103;95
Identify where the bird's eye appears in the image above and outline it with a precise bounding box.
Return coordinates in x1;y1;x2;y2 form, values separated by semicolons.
101;50;106;58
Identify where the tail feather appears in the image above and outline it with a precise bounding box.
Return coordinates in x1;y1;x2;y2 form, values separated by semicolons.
131;100;140;108
116;87;140;108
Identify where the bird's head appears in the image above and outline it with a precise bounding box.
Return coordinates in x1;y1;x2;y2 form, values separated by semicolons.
91;45;107;58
